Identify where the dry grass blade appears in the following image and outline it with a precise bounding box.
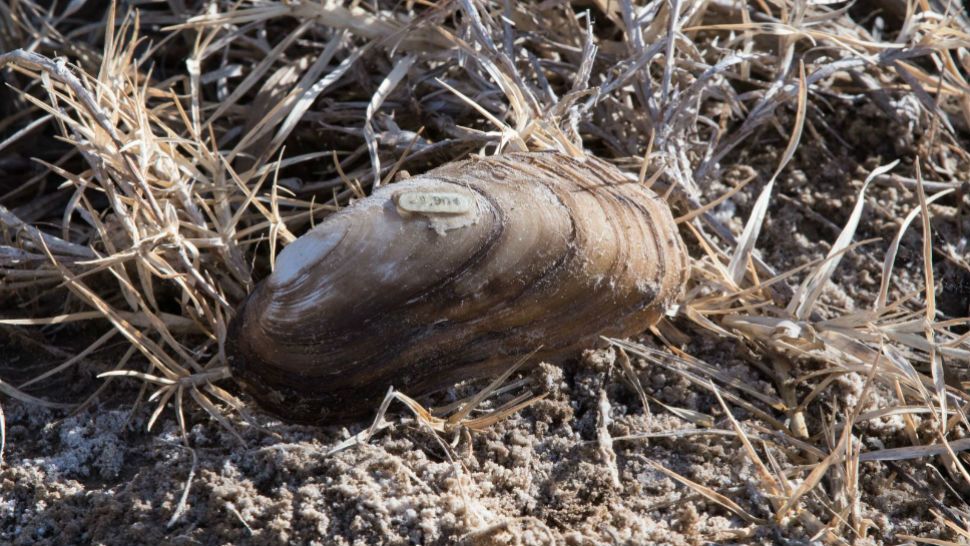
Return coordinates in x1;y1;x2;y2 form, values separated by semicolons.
0;202;94;259
16;329;117;389
189;387;245;446
787;160;899;320
609;339;785;411
166;444;198;529
264;37;365;162
874;188;954;311
616;346;651;414
648;460;766;525
775;356;877;523
896;535;964;546
434;77;520;147
446;347;542;426
0;376;74;409
329;349;543;455
675;170;757;224
857;438;970;462
914;161;947;430
710;384;785;514
727;61;808;285
326;387;397;456
204;21;313;126
461;392;548;432
366;54;415;188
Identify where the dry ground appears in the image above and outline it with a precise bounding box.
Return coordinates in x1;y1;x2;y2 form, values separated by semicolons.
2;1;970;545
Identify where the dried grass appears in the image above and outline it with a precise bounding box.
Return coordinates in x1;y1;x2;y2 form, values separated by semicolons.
2;0;970;542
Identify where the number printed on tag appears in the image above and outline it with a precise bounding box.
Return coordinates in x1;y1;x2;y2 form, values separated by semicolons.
396;192;473;214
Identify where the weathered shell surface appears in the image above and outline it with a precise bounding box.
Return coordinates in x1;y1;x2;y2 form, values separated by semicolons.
227;152;689;423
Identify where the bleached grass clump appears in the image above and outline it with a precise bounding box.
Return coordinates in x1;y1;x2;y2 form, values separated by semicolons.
1;0;970;542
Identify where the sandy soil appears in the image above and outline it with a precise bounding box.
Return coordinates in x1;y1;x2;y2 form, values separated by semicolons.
2;6;970;545
0;357;954;545
2;242;964;546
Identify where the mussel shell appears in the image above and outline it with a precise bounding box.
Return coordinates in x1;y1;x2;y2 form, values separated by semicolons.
227;152;688;423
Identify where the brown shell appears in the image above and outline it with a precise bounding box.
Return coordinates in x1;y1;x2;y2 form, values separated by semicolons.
227;152;689;424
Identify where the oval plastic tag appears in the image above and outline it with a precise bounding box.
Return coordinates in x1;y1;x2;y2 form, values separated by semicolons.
395;192;473;215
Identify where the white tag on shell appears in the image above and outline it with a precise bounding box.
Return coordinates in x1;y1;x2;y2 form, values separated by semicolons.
394;192;473;215
393;190;480;235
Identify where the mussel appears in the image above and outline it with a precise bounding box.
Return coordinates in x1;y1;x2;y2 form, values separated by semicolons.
227;152;689;423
